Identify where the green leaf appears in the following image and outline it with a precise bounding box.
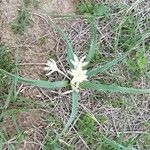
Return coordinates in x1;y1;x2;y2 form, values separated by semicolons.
0;69;68;89
93;5;109;16
4;80;15;110
86;18;97;62
136;51;148;70
125;58;138;72
0;136;3;150
55;26;74;68
51;91;79;144
81;81;150;94
77;114;96;138
102;135;130;150
78;2;93;15
87;50;131;77
60;91;78;135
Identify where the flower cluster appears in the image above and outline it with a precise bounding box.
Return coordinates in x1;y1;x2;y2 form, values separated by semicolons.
44;59;60;76
44;54;88;92
68;54;88;92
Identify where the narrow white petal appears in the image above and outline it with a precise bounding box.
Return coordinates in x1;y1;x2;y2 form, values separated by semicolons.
47;60;52;66
73;54;79;63
44;67;51;71
68;70;74;76
82;70;88;74
46;71;54;76
70;60;77;67
62;90;73;95
71;69;77;74
82;62;88;67
50;59;56;65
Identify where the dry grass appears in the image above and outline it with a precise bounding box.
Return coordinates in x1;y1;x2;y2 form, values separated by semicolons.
0;0;150;149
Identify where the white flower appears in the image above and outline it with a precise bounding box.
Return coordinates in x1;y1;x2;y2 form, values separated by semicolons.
44;59;60;76
44;54;89;93
68;54;88;92
69;67;88;84
71;54;88;69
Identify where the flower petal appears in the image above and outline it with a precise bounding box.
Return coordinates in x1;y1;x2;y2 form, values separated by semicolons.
50;59;56;65
46;71;54;76
62;90;73;95
73;54;79;63
82;70;88;74
43;67;51;71
46;60;52;66
82;61;88;67
70;60;77;67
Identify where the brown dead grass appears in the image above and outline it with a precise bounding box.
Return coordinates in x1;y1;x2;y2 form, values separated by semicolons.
1;0;150;149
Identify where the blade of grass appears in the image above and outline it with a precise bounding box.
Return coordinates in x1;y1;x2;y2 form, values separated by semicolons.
81;81;150;94
13;46;19;101
0;137;2;150
102;135;130;150
55;26;74;68
86;17;97;62
0;69;68;89
0;79;16;121
4;79;15;110
12;114;20;133
87;32;150;77
114;0;144;54
87;49;131;77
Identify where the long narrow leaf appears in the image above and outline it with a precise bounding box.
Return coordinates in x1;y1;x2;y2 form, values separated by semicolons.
51;91;78;144
0;69;68;89
87;18;97;62
4;79;15;110
102;135;129;150
0;138;2;150
81;81;150;94
61;91;78;134
87;50;131;77
55;26;74;68
87;32;150;77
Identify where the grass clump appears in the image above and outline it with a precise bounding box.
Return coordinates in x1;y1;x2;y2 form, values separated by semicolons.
118;16;142;52
125;50;148;74
23;0;39;7
77;114;96;143
0;45;14;96
76;114;137;149
77;1;110;17
11;8;30;35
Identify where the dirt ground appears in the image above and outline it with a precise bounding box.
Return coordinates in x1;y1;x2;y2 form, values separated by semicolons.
1;0;150;149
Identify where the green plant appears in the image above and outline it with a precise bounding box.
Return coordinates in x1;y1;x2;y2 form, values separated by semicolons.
78;2;110;17
118;16;141;52
11;8;30;35
125;50;148;72
77;114;97;145
0;45;14;96
77;114;138;149
23;0;39;7
1;18;150;148
123;50;148;86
